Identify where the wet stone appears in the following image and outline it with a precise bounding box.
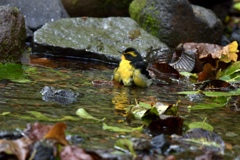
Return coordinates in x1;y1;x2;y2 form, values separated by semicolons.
33;17;170;64
40;86;81;105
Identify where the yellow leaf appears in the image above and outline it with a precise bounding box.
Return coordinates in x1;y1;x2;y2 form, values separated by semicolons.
220;41;238;63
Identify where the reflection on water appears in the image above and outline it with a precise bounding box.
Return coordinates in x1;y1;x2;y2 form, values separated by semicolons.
0;55;240;158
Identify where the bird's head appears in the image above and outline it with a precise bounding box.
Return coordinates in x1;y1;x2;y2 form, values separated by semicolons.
121;47;143;63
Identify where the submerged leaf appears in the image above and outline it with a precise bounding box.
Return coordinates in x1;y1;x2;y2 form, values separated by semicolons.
188;121;214;131
76;108;103;121
15;111;79;122
102;123;142;132
190;97;229;110
178;88;240;97
180;128;225;154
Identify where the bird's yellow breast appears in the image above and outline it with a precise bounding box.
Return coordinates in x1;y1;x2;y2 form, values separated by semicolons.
113;59;134;86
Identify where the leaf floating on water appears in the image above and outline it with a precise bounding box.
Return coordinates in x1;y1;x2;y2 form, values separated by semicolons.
0;63;31;83
0;112;11;116
102;123;142;132
76;108;103;122
179;128;225;154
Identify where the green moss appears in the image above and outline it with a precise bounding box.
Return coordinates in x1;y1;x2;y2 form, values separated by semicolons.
129;0;147;21
142;14;159;37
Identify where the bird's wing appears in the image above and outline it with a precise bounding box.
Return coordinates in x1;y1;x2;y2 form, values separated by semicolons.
131;61;151;79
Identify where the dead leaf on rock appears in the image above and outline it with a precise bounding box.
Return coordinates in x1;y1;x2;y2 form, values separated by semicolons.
183;41;239;63
214;41;238;63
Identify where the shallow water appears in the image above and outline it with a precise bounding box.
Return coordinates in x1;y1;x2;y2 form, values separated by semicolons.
0;54;240;158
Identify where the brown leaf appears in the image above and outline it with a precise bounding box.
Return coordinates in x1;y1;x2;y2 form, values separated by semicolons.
24;123;53;141
0;137;33;160
60;146;94;160
197;63;217;82
184;41;238;62
44;122;69;146
197;79;235;91
148;116;183;136
148;62;180;83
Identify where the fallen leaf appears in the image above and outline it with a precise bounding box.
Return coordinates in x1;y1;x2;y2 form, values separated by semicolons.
148;116;183;136
44;122;69;146
24;123;53;141
180;128;225;154
148;62;180;83
219;41;238;63
198;63;217;81
188;121;214;131
76;108;104;121
102;123;143;132
0;137;33;160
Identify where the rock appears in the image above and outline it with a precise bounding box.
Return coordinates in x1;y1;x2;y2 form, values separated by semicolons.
129;0;223;48
40;86;80;105
0;6;26;62
188;0;232;21
0;0;69;30
61;0;132;17
33;17;170;64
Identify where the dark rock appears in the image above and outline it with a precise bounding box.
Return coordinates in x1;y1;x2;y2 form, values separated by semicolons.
61;0;132;17
230;28;240;45
0;0;69;30
150;134;170;155
129;0;223;48
0;6;26;62
33;17;170;64
188;0;232;21
30;140;55;160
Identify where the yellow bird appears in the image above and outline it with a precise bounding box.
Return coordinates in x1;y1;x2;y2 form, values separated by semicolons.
113;47;152;87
